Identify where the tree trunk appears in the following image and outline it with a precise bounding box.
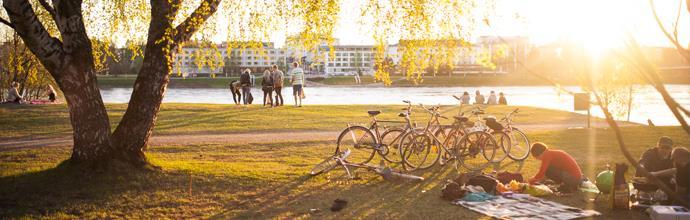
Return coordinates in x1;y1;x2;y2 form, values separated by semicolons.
4;0;114;166
110;0;177;166
112;0;221;163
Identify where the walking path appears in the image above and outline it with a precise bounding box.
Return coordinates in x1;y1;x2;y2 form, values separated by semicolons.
0;121;640;151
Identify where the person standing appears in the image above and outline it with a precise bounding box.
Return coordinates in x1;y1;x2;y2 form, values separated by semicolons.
474;90;485;105
240;69;252;105
261;69;274;107
487;91;498;105
6;82;22;103
271;64;284;106
289;61;305;107
498;92;507;105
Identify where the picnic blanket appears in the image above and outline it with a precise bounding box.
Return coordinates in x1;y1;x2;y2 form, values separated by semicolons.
453;194;601;220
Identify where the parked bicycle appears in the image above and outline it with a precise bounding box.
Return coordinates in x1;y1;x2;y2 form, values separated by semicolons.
496;108;531;161
399;104;498;172
334;100;416;165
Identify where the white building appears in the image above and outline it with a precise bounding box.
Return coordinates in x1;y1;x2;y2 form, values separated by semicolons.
171;36;530;77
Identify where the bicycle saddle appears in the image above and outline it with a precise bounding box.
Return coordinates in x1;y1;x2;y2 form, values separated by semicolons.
368;110;381;116
453;115;469;122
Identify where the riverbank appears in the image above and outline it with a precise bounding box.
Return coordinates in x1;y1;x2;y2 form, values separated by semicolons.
0;104;638;140
97;72;690;88
1;126;688;218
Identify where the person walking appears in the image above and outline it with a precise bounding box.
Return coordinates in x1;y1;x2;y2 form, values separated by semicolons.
487;91;498;105
474;90;485;105
289;61;305;107
261;69;274;107
271;64;284;106
240;69;252;105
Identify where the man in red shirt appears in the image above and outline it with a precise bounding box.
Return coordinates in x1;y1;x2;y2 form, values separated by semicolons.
528;142;584;192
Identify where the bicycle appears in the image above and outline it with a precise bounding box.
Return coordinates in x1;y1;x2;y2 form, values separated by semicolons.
496;108;530;161
399;104;498;172
334;100;416;165
310;149;424;181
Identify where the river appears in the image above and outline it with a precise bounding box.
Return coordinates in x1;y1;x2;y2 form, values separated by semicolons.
100;84;690;126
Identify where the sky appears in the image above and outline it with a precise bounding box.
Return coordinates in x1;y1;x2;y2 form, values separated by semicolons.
324;0;688;48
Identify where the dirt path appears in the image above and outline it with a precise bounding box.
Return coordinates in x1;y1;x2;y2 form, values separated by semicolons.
0;121;641;152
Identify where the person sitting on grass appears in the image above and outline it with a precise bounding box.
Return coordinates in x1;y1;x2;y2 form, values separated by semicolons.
487;91;498;105
528;142;583;193
46;85;57;102
6;82;23;103
498;92;507;105
635;136;674;188
474;90;485;105
644;147;690;202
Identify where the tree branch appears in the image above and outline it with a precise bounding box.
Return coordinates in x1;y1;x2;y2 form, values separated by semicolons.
37;0;57;21
649;0;690;62
3;0;65;77
0;17;14;29
172;0;222;44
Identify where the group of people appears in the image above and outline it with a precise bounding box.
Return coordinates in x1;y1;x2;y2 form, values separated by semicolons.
3;81;57;104
229;62;306;107
456;90;507;105
527;136;690;203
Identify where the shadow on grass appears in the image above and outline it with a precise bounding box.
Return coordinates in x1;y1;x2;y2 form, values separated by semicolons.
0;162;262;218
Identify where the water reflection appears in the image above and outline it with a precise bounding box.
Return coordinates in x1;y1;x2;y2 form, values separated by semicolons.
100;85;690;126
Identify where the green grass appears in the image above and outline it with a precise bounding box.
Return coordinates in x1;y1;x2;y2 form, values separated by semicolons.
0;104;622;139
1;126;688;218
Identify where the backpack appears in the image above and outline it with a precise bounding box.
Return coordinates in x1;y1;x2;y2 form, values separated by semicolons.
248;92;254;104
441;181;467;201
466;174;499;194
273;71;284;88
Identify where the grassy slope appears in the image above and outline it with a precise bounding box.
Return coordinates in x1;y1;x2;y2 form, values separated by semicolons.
1;104;621;139
1;126;689;218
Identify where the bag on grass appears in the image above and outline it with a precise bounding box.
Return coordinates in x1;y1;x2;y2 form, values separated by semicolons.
441;181;467;201
467;174;499;194
497;171;524;184
248;92;254;104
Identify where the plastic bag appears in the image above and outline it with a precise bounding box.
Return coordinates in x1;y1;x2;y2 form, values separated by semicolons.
525;184;554;197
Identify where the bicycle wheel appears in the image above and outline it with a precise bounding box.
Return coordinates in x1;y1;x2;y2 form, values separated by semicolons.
506;128;531;161
491;131;510;163
435;127;459;164
454;131;497;172
336;126;377;165
310;156;339;176
400;130;435;171
380;128;405;163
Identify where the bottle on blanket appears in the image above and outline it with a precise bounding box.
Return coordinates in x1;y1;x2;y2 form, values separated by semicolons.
609;163;630;210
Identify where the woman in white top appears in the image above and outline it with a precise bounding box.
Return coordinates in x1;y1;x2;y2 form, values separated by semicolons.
487;91;498;105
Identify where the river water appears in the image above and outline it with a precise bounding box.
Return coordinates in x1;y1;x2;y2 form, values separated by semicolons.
100;85;690;126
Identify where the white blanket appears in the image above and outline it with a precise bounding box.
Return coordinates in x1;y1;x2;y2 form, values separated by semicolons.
452;194;601;220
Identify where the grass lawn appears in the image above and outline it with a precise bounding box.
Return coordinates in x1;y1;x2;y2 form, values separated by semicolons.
1;126;689;218
1;104;625;139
